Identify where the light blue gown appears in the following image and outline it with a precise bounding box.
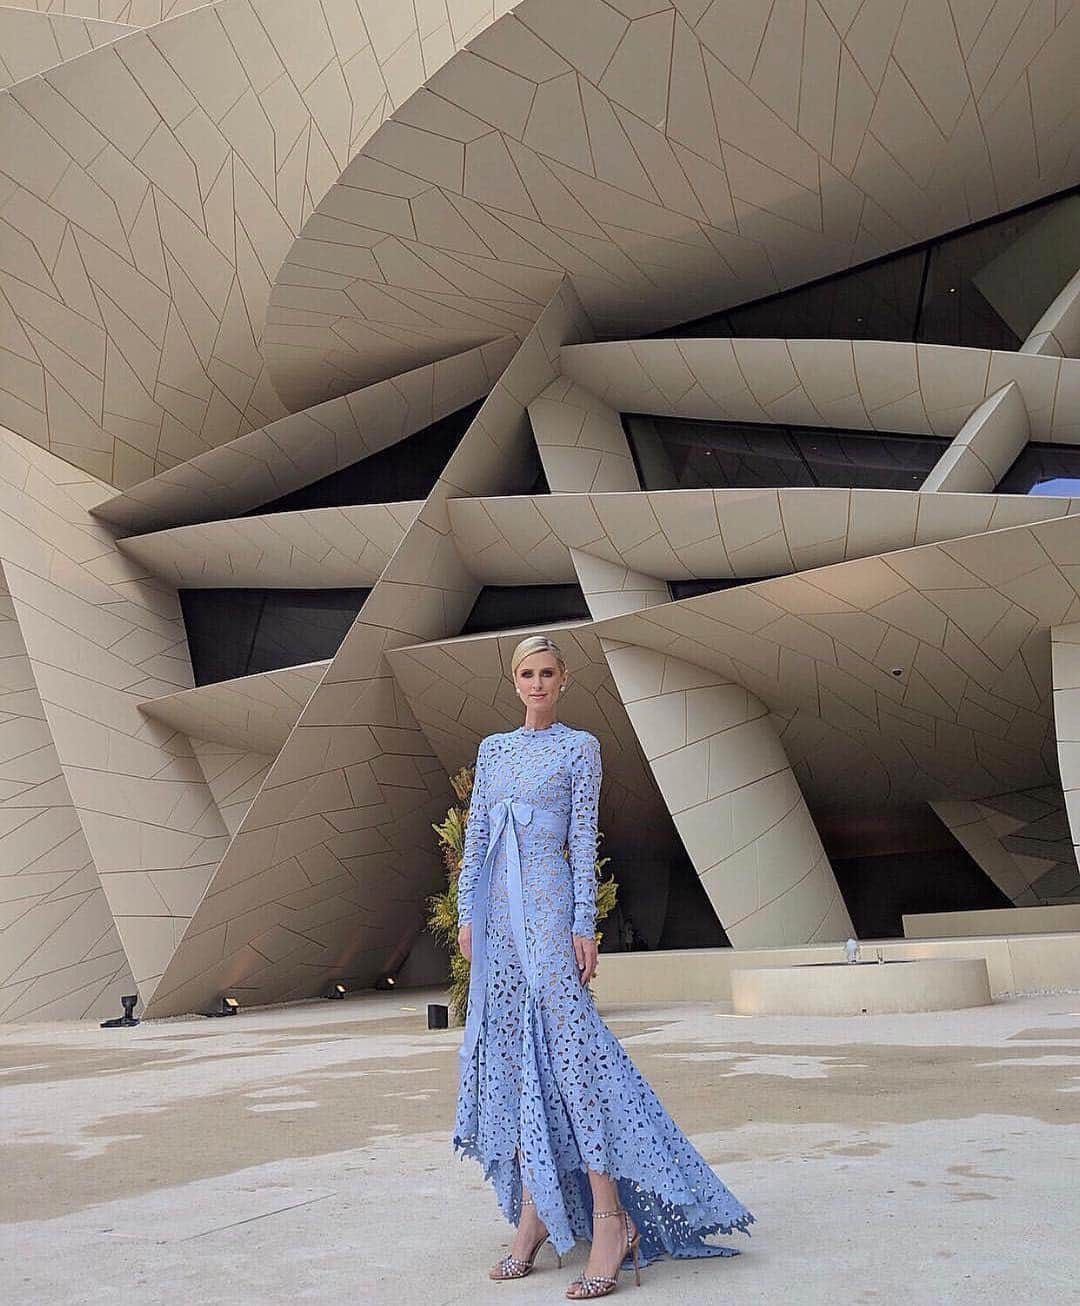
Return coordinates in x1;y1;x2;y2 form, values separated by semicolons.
454;721;753;1265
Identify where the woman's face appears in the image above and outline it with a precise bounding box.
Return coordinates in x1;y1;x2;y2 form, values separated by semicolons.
514;651;566;710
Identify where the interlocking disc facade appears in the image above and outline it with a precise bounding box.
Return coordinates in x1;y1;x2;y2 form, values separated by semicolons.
2;0;1080;1020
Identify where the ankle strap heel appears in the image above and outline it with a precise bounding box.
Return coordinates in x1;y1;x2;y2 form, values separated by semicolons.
566;1207;642;1298
489;1198;560;1281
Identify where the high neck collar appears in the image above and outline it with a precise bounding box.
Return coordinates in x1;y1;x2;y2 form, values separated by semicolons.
519;719;563;734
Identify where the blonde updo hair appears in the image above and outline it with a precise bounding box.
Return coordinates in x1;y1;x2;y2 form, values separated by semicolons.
510;635;566;675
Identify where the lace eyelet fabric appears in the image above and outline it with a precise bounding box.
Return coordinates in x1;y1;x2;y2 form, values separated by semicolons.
453;721;753;1266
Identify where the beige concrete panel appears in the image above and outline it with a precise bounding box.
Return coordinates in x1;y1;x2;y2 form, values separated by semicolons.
571;547;670;620
190;738;272;837
592;936;1056;1004
731;957;992;1015
140;662;326;754
144;279;591;1017
527;379;638;492
1052;620;1080;874
1022;267;1080;357
454;488;1076;592
0;425;229;1002
921;382;1030;493
445;496;576;584
593;512;1080;812
0;1;503;488
12;3;208;19
1006;931;1080;991
267;0;1080;405
116;503;421;588
592;945;739;1004
0;8;134;88
562;340;1080;443
930;799;1042;903
92;340;515;533
594;930;1080;1004
605;642;852;946
904;903;1080;937
0;568;134;1021
384;623;674;864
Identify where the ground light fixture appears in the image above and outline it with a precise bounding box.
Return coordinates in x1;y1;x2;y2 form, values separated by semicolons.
205;994;240;1017
326;981;347;999
428;1003;449;1029
100;994;140;1029
374;974;397;991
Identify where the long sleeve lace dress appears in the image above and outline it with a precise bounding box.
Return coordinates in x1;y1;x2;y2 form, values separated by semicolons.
454;720;753;1265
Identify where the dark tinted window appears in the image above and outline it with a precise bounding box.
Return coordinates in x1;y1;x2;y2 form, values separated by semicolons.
602;850;730;952
624;414;947;491
180;588;369;685
247;402;482;514
718;249;925;342
460;585;590;635
669;578;769;600
529;459;551;494
657;188;1080;348
832;848;1011;938
997;443;1080;496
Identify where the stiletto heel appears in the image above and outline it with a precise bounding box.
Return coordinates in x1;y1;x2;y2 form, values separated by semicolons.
566;1208;642;1299
489;1198;557;1281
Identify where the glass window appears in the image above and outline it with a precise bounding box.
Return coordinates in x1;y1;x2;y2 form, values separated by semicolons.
247;591;368;675
624;414;947;491
653;187;1080;347
997;443;1080;496
669;579;768;600
602;850;730;953
831;846;1010;939
724;249;926;342
922;196;1080;347
624;415;811;489
179;589;265;688
461;585;590;635
247;401;482;514
180;588;369;685
794;426;946;489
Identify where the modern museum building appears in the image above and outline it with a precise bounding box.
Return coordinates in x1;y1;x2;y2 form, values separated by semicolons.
1;0;1080;1020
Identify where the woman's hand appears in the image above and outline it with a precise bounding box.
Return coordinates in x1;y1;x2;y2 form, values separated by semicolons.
573;934;598;985
458;924;472;963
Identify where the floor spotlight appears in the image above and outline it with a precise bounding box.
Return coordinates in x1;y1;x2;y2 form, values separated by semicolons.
427;1003;449;1030
326;981;347;999
100;994;140;1029
205;994;240;1017
374;974;397;992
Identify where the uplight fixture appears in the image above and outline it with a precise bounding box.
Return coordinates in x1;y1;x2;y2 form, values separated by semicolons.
204;995;241;1017
100;994;140;1029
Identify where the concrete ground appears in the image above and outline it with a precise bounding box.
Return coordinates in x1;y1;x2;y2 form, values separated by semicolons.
1;991;1079;1306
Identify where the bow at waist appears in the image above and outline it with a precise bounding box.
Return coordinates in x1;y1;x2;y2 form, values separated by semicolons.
486;800;568;836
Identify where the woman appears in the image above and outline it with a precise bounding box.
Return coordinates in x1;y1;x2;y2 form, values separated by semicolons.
454;635;753;1299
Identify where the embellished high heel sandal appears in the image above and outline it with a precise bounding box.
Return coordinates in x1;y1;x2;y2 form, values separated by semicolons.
489;1198;562;1281
565;1208;641;1299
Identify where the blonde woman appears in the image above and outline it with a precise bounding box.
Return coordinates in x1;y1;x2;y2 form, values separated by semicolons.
454;635;752;1299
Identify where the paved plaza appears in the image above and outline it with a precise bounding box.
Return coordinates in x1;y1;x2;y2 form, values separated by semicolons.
1;990;1079;1305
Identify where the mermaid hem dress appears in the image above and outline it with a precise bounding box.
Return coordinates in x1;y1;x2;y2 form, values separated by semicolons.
453;722;753;1266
